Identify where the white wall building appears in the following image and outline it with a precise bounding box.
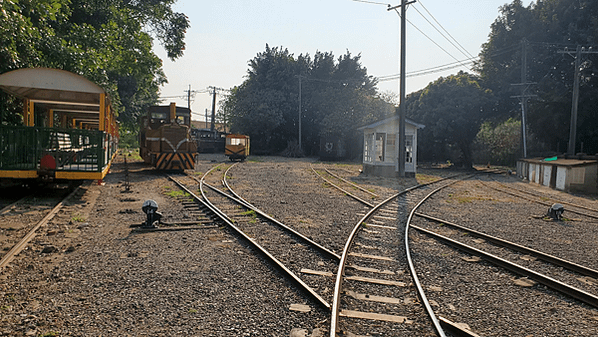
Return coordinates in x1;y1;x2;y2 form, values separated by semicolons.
358;116;424;177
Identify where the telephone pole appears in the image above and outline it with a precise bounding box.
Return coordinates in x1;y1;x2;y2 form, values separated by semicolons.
388;0;415;177
295;75;303;151
511;38;536;158
184;85;201;110
557;46;598;155
207;86;228;132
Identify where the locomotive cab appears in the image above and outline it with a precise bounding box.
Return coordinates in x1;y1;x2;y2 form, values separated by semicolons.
139;103;197;170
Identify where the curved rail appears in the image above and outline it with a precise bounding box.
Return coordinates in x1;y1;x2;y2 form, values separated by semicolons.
415;212;598;279
329;176;464;337
411;224;598;308
194;165;332;310
479;180;598;220
323;167;379;198
213;165;340;261
310;164;375;208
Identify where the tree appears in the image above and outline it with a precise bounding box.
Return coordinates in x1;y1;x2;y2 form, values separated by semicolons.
475;0;598;155
407;72;494;168
474;118;521;166
0;0;189;130
225;46;384;156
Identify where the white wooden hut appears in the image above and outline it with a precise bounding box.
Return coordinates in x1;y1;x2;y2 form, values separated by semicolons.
358;116;424;177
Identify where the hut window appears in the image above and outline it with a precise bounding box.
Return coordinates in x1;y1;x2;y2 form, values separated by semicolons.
387;134;396;146
364;133;373;162
405;136;413;163
375;133;386;162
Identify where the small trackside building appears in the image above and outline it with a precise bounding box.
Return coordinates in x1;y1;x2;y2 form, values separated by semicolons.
517;157;598;194
358;116;424;178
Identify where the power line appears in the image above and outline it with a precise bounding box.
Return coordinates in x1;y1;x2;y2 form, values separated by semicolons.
377;59;477;82
351;0;390;6
412;3;475;61
390;7;473;72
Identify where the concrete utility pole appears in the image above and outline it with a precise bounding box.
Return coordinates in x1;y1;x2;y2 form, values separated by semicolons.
295;75;303;151
511;38;536;158
557;46;598;155
184;85;200;110
388;0;415;177
207;86;228;133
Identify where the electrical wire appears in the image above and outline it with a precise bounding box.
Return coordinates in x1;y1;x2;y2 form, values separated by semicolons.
391;7;473;72
416;0;476;60
351;0;390;6
412;3;475;61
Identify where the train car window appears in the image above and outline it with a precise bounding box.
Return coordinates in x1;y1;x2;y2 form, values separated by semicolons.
151;112;167;120
228;137;245;146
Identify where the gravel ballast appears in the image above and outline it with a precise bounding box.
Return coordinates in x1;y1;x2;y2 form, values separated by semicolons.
0;154;597;336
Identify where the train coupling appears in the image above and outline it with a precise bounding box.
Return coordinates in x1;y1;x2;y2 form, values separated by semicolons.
142;199;162;228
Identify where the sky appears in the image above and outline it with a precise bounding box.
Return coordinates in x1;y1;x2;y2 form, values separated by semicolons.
153;0;533;123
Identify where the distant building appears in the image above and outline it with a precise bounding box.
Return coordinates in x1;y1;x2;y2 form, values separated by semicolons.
191;120;227;133
358;116;424;177
517;157;598;194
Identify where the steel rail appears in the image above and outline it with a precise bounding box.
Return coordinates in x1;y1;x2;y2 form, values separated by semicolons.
204;168;341;261
310;164;375;208
492;180;598;214
438;316;482;337
411;224;598;308
329;175;464;337
479;180;598;221
186;167;332;310
329;191;400;336
0;186;81;270
323;167;379;198
415;212;598;279
329;173;469;336
0;195;29;215
402;180;468;337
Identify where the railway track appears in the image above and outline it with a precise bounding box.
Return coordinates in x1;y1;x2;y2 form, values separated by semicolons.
161;163;341;313
311;164;381;206
328;173;469;336
200;163;342;310
0;184;82;270
479;179;598;221
327;167;598;336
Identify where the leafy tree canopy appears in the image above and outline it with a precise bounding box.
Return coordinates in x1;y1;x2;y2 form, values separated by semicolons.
475;0;598;155
407;71;494;168
223;45;389;156
0;0;189;130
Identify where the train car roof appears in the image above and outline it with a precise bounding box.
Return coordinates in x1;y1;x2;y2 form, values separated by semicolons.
0;67;107;113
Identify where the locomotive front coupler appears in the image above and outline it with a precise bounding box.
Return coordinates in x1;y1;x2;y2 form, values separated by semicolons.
142;199;162;228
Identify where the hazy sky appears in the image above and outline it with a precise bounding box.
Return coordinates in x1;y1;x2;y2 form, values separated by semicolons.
153;0;532;122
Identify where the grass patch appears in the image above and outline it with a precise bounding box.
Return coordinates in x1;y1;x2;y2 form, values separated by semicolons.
416;174;440;183
40;332;59;337
71;213;85;222
241;209;258;223
164;190;190;198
